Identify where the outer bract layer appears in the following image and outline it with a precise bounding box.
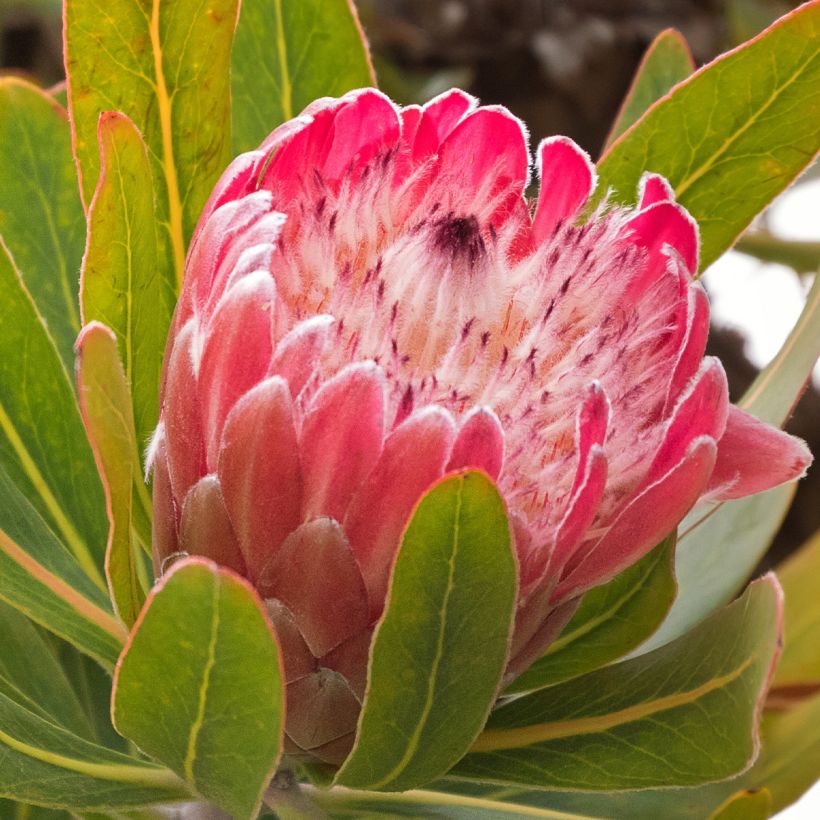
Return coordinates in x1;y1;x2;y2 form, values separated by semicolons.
151;88;811;763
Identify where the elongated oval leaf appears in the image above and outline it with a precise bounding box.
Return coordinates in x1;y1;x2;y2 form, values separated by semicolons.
493;687;820;818
0;240;107;584
709;789;772;820
770;528;820;688
231;0;375;152
598;1;820;269
81;112;174;460
336;471;517;792
638;268;820;655
455;576;782;791
0;464;126;669
603;28;694;150
0;78;84;368
0;692;188;812
112;558;284;820
65;0;241;287
76;323;146;627
507;536;676;694
0;603;93;741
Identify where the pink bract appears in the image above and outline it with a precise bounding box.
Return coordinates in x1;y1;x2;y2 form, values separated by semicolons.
151;88;811;763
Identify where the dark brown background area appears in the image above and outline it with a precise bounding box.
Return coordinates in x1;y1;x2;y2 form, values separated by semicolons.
1;0;816;566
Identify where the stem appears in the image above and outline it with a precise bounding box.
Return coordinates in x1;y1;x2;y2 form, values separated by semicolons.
735;231;820;274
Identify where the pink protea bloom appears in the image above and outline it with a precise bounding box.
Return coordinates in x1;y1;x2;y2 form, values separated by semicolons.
150;88;811;763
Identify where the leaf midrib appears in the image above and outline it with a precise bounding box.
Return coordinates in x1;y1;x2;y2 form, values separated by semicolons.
367;481;464;789
471;653;755;752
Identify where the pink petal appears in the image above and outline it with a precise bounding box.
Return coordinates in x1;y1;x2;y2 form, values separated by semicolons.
345;406;456;614
286;669;360;750
322;89;401;184
400;104;422;146
261;105;339;197
532;137;596;243
638;172;675;209
218;377;302;581
707;406;812;500
667;282;710;408
149;430;178;577
179;475;246;576
436;107;530;213
194;151;264;238
570;382;609;497
545;383;611;578
549;447;608;578
321;628;374;701
556;436;717;601
257;519;370;658
624;200;699;282
162;321;206;505
447;406;505;479
645;357;728;486
204;214;286;325
300;362;386;522
264;599;316;684
269;315;334;398
177;191;275;329
412;88;475;161
198;272;277;470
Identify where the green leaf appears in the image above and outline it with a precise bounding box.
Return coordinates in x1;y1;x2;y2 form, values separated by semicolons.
444;682;820;818
112;558;284;820
0;799;69;820
637;268;820;654
603;29;694;150
80;112;174;464
735;230;820;274
0;464;126;670
0;78;84;368
336;471;517;792
0;603;94;741
76;323;146;627
746;692;820;813
0;235;107;585
597;1;820;270
507;536;676;693
0;692;188;812
54;644;127;755
300;784;597;819
454;575;782;791
231;0;375;153
64;0;241;289
770;528;820;688
709;788;772;820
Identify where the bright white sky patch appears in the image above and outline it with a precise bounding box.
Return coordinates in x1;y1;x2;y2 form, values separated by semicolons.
702;178;819;385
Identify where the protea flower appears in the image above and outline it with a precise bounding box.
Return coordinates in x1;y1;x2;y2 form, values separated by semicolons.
150;88;810;764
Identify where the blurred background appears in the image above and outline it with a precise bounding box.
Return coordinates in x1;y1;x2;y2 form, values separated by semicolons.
1;0;816;569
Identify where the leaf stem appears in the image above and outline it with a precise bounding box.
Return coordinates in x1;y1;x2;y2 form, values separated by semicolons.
735;231;820;274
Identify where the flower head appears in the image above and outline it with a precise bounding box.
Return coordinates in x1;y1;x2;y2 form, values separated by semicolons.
151;88;811;763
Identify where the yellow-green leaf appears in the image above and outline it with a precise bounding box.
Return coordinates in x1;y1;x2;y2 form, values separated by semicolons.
65;0;241;289
76;323;145;628
0;78;84;368
598;1;820;269
80;111;174;467
231;0;375;152
112;559;284;820
603;28;694;150
456;576;782;791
